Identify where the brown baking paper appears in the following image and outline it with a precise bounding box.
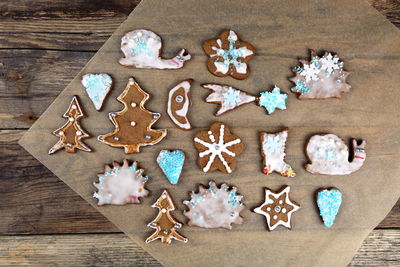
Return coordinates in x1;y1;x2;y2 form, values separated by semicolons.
19;0;400;266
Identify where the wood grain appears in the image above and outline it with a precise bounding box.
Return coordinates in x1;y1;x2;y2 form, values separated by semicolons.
0;230;398;266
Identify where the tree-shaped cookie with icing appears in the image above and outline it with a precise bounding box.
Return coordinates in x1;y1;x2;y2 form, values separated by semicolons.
98;77;167;154
202;84;288;116
93;159;149;205
254;185;300;231
145;190;188;245
49;96;91;154
203;29;255;80
119;29;191;69
289;50;351;99
183;180;245;229
194;122;244;174
260;129;296;177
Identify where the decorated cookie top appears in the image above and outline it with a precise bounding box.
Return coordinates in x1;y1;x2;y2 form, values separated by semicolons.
119;29;191;69
183;181;244;229
289;50;351;99
203;29;255;80
156;149;185;185
254;185;300;231
194;122;244;174
257;86;288;114
81;73;113;111
306;134;366;175
317;188;342;227
93;159;149;206
167;79;193;130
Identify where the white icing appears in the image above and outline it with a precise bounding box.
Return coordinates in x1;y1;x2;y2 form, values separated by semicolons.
167;80;192;130
81;73;112;111
254;186;300;231
194;124;241;173
202;84;256;116
119;29;191;69
306;134;366;175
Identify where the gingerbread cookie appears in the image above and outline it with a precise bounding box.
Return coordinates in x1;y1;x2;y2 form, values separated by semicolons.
306;134;366;175
119;29;191;69
316;188;342;227
289;50;351;99
146;190;188;244
49;96;91;154
254;185;300;231
203;84;288;116
167;79;193;130
98;77;167;154
260;129;296;177
183;181;244;230
194;122;244;174
203;29;255;80
93;159;149;206
81;73;112;111
156;149;185;185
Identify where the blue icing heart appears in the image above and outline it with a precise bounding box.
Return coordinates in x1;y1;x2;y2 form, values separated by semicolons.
81;74;112;110
317;189;342;227
157;150;185;185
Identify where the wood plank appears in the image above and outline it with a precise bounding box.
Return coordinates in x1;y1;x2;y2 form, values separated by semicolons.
0;130;398;235
0;229;398;266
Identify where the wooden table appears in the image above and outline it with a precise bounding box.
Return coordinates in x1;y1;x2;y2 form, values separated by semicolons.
0;0;399;265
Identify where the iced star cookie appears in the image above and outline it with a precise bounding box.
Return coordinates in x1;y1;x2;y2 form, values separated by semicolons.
306;134;366;175
93;159;149;206
254;185;300;231
98;77;167;154
194;122;244;174
316;188;342;227
156;149;185;185
260;129;296;177
202;84;288;116
81;73;112;111
119;29;191;69
167;79;193;130
49;96;91;154
146;190;188;244
289;50;351;99
203;29;255;80
183;181;244;229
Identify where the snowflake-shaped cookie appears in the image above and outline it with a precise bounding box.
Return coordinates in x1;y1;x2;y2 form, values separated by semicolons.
289;50;351;99
194;122;244;174
258;86;288;114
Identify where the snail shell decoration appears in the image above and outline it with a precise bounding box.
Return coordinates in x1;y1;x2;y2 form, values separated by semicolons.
306;134;366;175
119;29;191;69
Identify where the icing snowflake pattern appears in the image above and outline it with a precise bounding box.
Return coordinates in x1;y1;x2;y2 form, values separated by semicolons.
130;33;153;57
194;123;242;173
258;86;288;114
320;53;342;75
222;87;241;108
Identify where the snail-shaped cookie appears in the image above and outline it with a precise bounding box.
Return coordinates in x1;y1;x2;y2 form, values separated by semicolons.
119;29;191;69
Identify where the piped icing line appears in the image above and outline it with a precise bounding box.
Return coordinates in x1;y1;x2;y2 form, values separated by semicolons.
183;180;245;229
305;134;366;175
81;73;113;111
167;79;193;130
119;29;191;69
254;185;300;231
289;50;351;99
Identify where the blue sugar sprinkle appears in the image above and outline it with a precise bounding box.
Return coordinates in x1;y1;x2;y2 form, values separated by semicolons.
156;150;185;185
317;189;342;227
258;86;288;114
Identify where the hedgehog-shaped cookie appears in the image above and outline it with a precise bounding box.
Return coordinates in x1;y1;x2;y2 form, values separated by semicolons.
119;29;191;69
93;159;149;205
289;50;351;99
306;134;366;175
183;181;244;229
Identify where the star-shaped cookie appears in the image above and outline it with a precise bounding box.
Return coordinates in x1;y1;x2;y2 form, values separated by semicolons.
254;185;300;231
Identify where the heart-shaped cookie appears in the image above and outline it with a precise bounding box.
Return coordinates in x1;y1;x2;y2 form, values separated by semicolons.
81;73;113;111
316;188;342;227
156;150;185;184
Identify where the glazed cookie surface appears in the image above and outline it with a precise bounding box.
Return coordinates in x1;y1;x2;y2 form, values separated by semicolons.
317;188;342;227
81;73;112;111
167;79;193;130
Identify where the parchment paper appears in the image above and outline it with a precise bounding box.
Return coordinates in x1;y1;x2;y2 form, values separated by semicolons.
19;0;400;266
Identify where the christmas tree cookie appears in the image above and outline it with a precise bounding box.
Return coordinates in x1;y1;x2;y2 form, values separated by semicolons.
146;190;188;244
93;159;149;206
49;96;91;154
98;77;167;154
